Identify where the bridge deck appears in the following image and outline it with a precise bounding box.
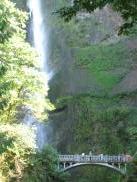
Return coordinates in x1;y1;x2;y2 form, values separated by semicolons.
59;154;132;163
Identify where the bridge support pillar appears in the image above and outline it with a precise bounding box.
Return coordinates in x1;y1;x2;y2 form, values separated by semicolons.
124;164;127;172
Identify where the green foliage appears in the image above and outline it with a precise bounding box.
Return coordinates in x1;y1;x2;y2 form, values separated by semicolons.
126;159;137;182
57;0;137;34
74;43;128;68
0;1;57;180
58;94;137;153
0;124;36;181
0;0;27;43
22;146;68;182
56;94;136;181
0;124;68;181
0;132;13;154
0;36;49;122
112;0;137;35
56;18;99;47
74;42;130;90
0;0;54;123
70;97;129;152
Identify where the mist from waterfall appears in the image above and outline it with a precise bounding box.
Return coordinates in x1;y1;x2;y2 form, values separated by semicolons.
24;0;52;149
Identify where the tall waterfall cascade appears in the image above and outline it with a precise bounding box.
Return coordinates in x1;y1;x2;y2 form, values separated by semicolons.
24;0;52;149
27;0;51;77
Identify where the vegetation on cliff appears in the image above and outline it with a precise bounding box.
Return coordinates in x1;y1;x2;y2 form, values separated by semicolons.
58;0;137;35
47;0;137;181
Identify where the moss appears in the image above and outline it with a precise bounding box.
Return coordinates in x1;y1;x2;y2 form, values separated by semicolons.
93;71;121;89
57;94;137;156
73;105;130;152
73;42;131;90
56;94;135;181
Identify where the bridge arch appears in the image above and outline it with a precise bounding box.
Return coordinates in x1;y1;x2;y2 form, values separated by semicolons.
62;163;126;175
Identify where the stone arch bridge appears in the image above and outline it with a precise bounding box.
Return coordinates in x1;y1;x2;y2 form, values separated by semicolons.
58;154;132;175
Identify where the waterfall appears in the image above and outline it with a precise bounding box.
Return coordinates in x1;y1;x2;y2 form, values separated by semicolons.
28;0;51;77
25;0;52;149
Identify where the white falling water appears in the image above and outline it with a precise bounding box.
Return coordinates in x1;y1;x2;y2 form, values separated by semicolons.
28;0;51;77
25;0;51;149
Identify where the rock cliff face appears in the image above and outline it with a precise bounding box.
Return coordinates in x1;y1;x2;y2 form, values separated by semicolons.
12;0;27;10
13;0;137;181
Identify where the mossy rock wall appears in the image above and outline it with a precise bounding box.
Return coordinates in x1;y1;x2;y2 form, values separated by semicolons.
47;2;137;181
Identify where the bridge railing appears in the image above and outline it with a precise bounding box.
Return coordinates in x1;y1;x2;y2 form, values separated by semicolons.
59;154;132;163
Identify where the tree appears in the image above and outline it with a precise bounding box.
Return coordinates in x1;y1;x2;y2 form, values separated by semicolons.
0;1;62;181
0;0;51;123
57;0;137;34
0;0;26;43
22;146;69;182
